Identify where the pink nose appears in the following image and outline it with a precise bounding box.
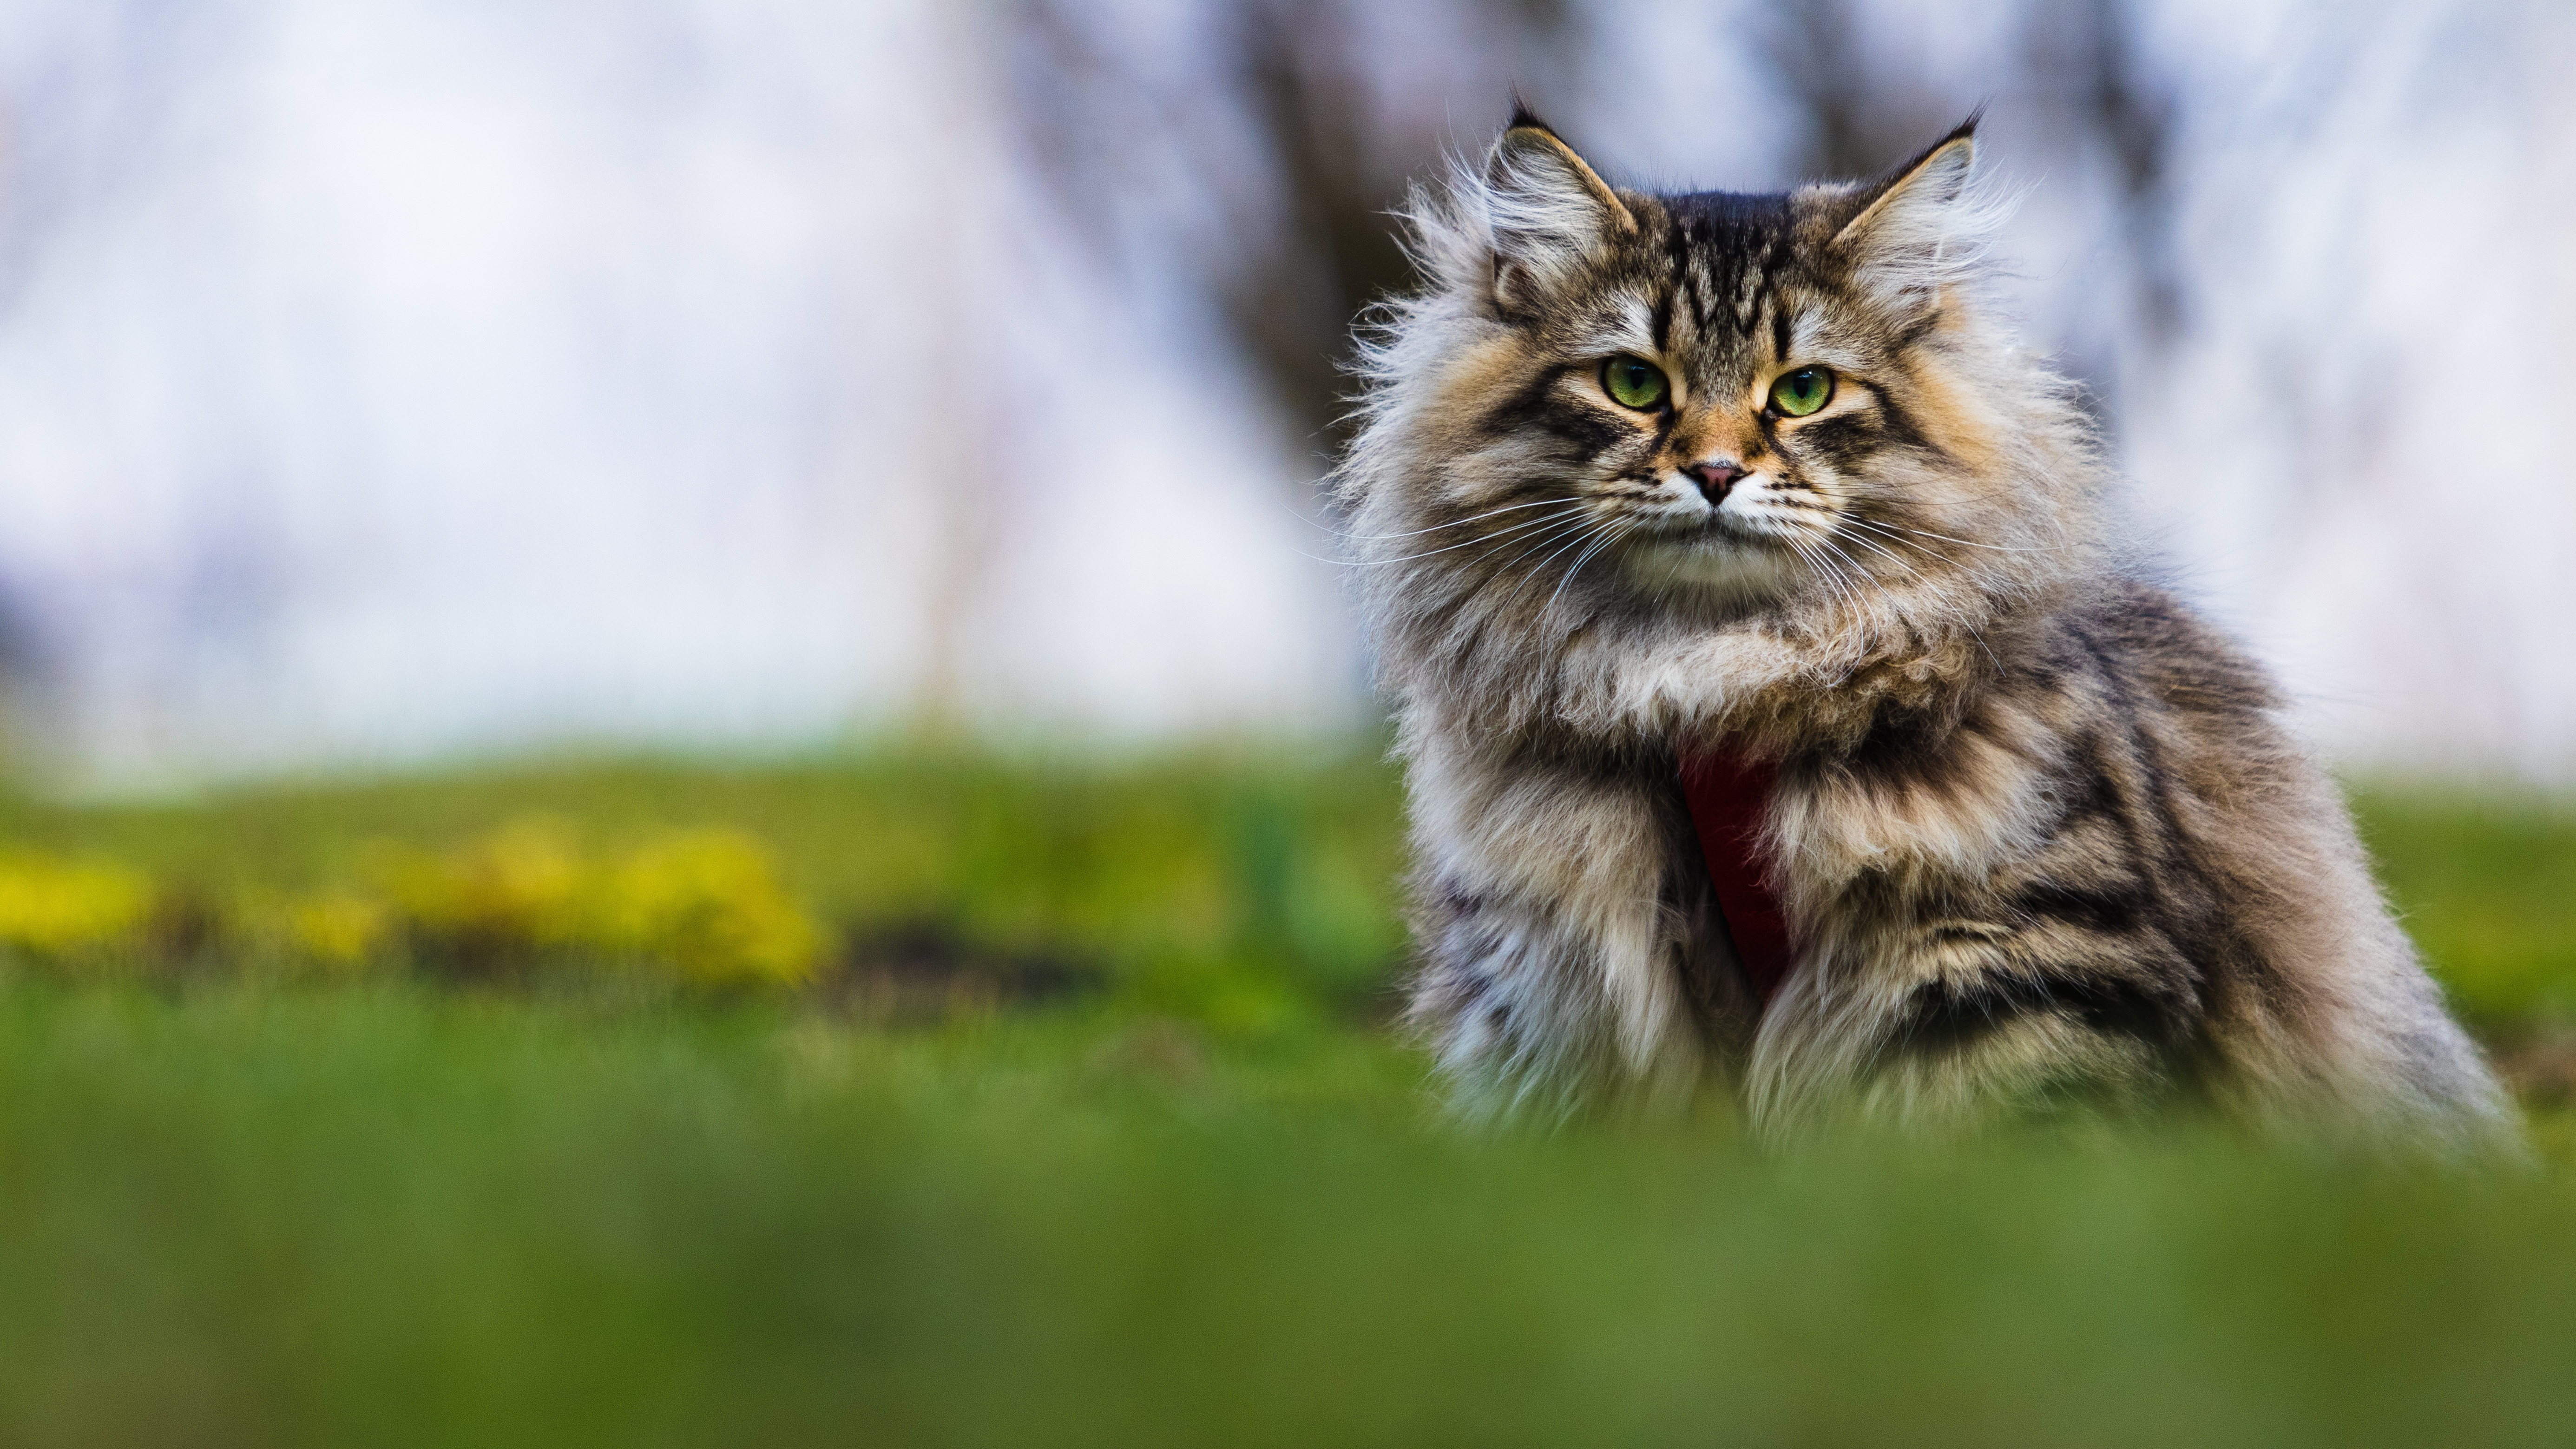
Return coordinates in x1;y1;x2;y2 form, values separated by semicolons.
1688;460;1747;504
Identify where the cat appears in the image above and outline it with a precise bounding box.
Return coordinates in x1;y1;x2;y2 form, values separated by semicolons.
1333;106;2513;1144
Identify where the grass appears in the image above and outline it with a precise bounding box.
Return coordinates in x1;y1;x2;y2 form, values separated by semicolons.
0;747;2570;1446
2353;780;2576;1038
0;746;1413;1020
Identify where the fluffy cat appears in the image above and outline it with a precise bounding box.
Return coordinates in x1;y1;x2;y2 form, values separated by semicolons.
1334;108;2511;1144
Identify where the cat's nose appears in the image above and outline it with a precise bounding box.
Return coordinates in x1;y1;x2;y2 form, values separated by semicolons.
1687;460;1748;504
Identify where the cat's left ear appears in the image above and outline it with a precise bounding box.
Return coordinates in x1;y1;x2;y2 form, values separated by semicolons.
1483;106;1635;314
1831;113;1984;315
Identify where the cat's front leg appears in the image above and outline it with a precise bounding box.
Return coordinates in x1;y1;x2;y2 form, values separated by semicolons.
1400;725;1725;1115
1747;906;2199;1138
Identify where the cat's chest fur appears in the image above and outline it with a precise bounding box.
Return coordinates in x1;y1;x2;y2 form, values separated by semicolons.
1407;640;2059;1085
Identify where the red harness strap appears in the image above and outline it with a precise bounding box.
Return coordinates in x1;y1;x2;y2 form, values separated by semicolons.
1678;745;1796;1010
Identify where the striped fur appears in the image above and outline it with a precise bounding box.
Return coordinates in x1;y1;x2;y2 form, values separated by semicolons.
1335;111;2512;1145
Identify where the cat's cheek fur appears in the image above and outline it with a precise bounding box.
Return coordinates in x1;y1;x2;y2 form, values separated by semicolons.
1888;331;2010;478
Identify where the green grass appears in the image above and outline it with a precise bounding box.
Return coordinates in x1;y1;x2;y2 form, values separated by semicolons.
0;745;1413;1019
1;980;2571;1448
2353;780;2576;1036
0;749;2570;1446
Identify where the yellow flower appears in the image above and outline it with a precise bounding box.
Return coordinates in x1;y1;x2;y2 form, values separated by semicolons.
590;830;824;985
0;850;155;956
285;893;394;968
379;817;587;946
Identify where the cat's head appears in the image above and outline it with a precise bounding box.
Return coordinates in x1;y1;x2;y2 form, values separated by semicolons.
1341;108;2090;640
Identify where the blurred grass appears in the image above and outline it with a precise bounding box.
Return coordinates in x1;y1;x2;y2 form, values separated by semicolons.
2;749;2565;1034
2352;780;2576;1038
1;980;2571;1448
0;744;1415;1022
0;748;2569;1446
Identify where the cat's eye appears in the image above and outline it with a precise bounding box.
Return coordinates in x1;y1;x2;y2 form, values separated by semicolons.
1601;355;1669;411
1769;366;1834;417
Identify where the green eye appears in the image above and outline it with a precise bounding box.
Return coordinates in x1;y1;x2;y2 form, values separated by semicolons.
1769;366;1834;417
1601;355;1669;410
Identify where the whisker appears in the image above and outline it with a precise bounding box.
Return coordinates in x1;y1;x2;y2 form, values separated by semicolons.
1834;519;2009;672
1544;519;1633;619
1748;516;1838;603
1494;508;1628;614
1307;501;1589;567
1817;549;1866;617
1503;518;1616;613
1327;495;1585;542
1869;520;2040;554
1842;517;1988;577
1471;512;1608;603
1970;628;2004;674
1833;525;1931;585
1811;532;1874;615
1781;530;1860;616
1840;516;1950;557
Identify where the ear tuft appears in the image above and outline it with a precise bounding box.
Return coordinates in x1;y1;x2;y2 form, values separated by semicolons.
1482;115;1634;314
1831;113;2001;316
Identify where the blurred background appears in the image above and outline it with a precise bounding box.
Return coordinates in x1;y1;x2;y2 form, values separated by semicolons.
1;0;2571;787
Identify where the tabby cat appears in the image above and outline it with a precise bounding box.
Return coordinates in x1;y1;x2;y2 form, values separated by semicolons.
1334;108;2510;1143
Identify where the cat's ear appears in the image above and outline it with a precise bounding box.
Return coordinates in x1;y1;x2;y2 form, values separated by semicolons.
1483;106;1634;313
1831;113;1987;315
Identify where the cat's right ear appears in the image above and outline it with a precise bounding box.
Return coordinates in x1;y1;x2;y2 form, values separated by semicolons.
1828;113;1987;317
1483;109;1634;314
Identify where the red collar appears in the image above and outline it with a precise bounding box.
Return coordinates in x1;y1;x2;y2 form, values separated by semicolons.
1678;745;1795;1010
